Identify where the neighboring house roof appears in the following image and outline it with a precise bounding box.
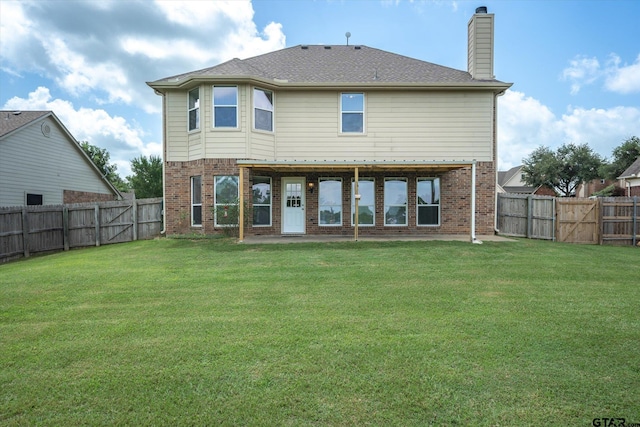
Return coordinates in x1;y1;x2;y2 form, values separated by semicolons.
148;45;511;90
0;110;50;138
618;157;640;179
0;110;122;199
498;165;540;194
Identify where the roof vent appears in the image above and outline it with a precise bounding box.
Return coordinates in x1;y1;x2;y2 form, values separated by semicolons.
354;46;361;50
324;46;331;50
301;45;308;50
475;6;487;13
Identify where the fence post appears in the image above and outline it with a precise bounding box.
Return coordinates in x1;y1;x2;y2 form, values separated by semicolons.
94;204;101;247
63;206;70;251
634;196;638;247
527;195;533;238
133;199;138;241
22;207;30;258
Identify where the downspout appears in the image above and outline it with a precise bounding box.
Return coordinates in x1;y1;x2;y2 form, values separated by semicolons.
471;160;482;244
155;89;167;235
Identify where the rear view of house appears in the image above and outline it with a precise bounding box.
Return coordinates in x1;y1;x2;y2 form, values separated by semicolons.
0;111;121;206
147;7;512;240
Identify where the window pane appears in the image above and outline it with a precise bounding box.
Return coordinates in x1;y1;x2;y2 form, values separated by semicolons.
417;180;433;204
342;113;363;133
214;86;237;105
215;176;238;204
189;109;199;131
341;93;363;111
385;206;406;225
214;106;237;127
193;205;202;225
253;206;270;226
319;179;342;226
26;193;43;205
384;180;407;205
254;89;273;110
352;179;374;225
355;206;374;225
255;109;273;131
252;178;271;204
192;176;201;204
189;88;199;109
418;206;439;225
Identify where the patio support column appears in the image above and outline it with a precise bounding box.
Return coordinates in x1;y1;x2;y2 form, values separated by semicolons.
354;167;359;241
239;166;245;242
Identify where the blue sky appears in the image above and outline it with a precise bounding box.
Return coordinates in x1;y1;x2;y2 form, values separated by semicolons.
1;0;639;178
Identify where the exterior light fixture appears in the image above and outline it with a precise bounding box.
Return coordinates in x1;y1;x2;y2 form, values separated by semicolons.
308;181;315;193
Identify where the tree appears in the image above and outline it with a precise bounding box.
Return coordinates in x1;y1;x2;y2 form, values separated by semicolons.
522;143;604;197
126;155;163;198
80;141;129;192
599;136;640;180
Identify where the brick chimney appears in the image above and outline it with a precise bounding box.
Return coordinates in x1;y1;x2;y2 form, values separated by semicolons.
467;6;494;80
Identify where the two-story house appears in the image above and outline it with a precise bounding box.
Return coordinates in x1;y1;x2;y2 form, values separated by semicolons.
147;7;511;241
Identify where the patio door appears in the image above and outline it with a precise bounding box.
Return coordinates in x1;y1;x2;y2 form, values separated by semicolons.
282;177;305;234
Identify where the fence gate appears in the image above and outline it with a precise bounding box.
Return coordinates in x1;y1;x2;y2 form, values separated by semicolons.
556;199;599;244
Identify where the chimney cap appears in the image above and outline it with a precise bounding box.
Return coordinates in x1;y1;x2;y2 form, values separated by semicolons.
475;6;488;13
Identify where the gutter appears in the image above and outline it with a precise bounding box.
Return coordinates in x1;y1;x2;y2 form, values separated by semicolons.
493;89;508;235
154;88;167;235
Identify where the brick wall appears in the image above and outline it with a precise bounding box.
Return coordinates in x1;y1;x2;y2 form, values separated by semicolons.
164;159;496;236
63;190;117;204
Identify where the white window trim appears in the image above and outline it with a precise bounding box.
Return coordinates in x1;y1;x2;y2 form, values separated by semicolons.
214;175;239;227
318;178;343;227
188;87;200;132
416;177;441;227
212;85;239;129
384;177;408;227
252;176;272;227
351;178;375;227
340;92;365;135
191;176;202;227
253;87;274;133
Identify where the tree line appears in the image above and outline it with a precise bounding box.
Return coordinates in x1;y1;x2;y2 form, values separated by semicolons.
522;136;640;197
80;142;162;199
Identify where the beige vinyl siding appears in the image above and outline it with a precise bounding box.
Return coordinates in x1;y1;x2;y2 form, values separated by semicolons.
165;90;189;161
468;14;494;80
274;90;494;162
0;117;113;206
205;85;252;158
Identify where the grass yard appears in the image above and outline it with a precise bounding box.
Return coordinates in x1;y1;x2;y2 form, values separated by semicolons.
1;238;639;426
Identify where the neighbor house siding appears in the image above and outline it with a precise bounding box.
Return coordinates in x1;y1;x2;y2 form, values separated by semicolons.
0;117;114;206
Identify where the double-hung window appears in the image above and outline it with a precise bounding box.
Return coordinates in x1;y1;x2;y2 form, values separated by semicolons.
191;176;202;226
417;178;440;226
254;88;273;132
252;176;271;226
319;178;342;226
213;86;238;128
188;87;200;131
351;178;375;226
214;176;239;226
384;178;407;226
341;93;364;133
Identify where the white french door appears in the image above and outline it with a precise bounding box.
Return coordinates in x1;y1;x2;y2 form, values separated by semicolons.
282;177;305;234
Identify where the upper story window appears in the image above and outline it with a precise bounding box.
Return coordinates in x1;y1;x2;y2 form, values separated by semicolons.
254;88;273;132
341;93;364;133
188;87;200;131
213;86;238;128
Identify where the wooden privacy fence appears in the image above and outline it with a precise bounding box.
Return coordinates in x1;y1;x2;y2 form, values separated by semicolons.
497;194;639;246
0;198;163;262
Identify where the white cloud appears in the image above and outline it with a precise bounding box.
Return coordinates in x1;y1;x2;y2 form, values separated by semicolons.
562;53;640;95
1;0;286;113
605;54;640;94
497;89;640;170
2;87;158;177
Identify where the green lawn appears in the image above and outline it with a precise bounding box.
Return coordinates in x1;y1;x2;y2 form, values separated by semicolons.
1;238;638;426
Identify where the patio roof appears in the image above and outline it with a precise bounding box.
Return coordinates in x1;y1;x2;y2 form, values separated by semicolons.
236;159;473;174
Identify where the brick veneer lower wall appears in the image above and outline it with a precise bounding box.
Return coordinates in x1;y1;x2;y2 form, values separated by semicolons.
63;190;117;204
164;159;496;236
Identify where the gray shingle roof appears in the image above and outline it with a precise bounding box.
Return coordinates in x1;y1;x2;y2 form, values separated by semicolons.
150;45;508;87
619;157;640;179
0;110;50;138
